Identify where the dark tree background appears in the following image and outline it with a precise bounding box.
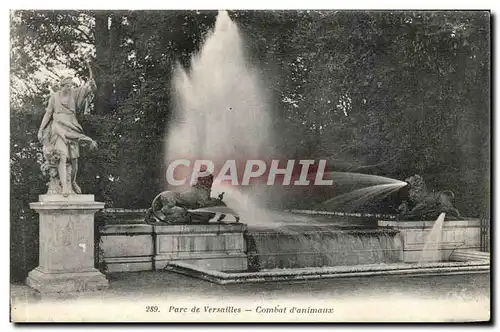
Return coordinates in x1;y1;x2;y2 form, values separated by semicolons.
10;10;490;281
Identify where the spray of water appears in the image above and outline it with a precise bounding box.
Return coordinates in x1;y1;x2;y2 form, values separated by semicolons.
319;182;407;210
419;212;446;263
213;185;324;230
167;10;273;165
166;10;281;225
324;172;407;185
166;10;407;227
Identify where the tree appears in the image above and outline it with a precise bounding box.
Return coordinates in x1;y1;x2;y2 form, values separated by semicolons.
9;10;217;281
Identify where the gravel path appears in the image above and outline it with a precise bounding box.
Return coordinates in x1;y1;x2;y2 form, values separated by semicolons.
10;271;490;322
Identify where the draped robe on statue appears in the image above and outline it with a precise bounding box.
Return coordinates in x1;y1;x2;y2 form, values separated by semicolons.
41;83;94;159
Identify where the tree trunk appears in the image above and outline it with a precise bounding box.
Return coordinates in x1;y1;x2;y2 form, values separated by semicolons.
94;11;113;115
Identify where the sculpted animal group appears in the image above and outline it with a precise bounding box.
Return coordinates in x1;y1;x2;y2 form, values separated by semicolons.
145;173;236;224
397;174;461;220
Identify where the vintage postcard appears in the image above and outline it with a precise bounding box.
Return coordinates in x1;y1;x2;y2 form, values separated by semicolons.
9;8;491;323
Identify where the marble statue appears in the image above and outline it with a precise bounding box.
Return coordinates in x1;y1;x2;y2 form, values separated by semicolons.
37;61;98;196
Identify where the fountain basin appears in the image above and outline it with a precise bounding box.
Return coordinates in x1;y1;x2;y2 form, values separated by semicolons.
165;259;489;285
97;210;488;279
97;209;404;273
98;222;402;273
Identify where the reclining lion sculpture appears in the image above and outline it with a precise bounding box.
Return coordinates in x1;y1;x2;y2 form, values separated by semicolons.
145;173;239;224
397;174;461;220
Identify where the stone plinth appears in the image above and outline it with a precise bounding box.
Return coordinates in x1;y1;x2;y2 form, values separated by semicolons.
378;219;482;262
99;223;248;273
27;194;109;294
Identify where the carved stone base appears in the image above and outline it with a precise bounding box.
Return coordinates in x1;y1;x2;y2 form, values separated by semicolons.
27;194;108;294
39;194;94;202
26;267;108;294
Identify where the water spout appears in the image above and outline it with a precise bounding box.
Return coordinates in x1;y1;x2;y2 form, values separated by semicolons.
419;212;446;263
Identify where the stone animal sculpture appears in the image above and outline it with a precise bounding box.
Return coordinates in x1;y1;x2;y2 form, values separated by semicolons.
397;174;461;220
145;173;239;224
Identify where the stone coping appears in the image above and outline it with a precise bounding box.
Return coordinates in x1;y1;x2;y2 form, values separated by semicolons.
100;223;246;235
99;223;399;236
379;219;481;228
30;201;105;210
155;223;246;233
166;260;490;285
247;228;400;236
97;208;240;225
285;209;398;219
39;194;96;202
30;195;105;210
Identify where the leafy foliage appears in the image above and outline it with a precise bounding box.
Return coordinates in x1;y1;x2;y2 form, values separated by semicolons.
235;10;489;213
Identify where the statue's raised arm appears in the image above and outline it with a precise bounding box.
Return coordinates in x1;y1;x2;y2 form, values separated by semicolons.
39;65;98;197
74;61;97;112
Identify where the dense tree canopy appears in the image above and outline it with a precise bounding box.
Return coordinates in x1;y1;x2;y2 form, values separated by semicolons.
235;10;489;213
10;10;490;281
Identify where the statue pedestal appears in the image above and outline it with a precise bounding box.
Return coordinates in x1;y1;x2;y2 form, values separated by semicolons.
26;195;109;294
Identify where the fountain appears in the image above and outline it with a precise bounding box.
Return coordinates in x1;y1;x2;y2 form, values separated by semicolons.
166;10;273;174
419;212;446;263
97;11;489;281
